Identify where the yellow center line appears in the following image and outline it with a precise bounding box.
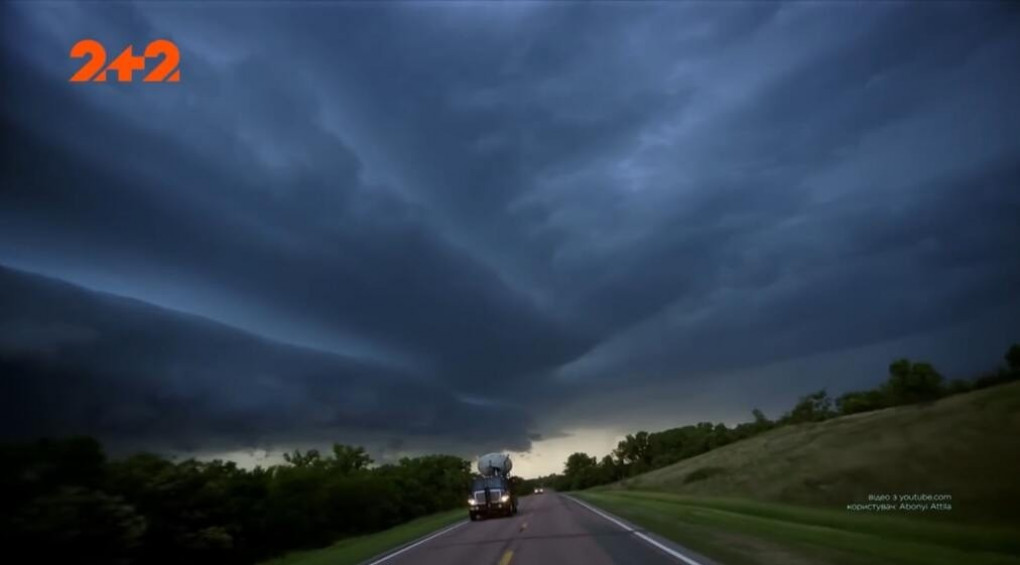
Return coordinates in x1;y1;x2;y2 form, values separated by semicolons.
498;550;514;565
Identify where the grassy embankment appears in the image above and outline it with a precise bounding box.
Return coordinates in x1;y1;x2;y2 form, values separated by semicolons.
578;381;1020;565
260;509;464;565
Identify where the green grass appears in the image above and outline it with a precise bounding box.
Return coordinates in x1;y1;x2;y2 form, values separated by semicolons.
683;466;726;484
576;383;1020;565
575;491;1020;565
260;509;465;565
607;382;1020;527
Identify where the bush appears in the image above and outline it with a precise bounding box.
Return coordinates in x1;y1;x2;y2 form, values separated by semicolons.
781;390;837;424
836;389;886;415
882;359;944;405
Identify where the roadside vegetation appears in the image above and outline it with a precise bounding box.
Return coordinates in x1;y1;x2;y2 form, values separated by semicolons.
527;343;1020;493
1;442;470;565
539;343;1020;564
600;381;1020;525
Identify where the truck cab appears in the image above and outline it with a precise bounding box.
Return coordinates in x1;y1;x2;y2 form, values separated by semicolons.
468;475;518;520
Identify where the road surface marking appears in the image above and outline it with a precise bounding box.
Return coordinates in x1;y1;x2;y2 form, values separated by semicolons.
499;549;514;565
566;495;707;565
365;520;468;565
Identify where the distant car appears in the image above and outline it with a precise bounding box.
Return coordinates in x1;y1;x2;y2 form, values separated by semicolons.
534;487;544;494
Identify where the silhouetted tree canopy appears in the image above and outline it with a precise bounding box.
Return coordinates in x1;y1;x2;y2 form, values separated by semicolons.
1;439;470;565
883;359;944;404
780;389;837;424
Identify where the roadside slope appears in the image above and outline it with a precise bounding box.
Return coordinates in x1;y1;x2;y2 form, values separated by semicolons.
606;382;1020;526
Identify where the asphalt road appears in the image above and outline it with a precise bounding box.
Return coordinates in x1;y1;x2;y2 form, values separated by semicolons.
368;492;708;565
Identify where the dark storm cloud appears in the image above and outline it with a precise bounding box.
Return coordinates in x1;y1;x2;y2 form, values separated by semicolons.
2;1;1019;459
0;266;536;453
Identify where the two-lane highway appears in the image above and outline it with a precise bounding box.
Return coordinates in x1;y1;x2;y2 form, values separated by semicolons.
368;492;712;565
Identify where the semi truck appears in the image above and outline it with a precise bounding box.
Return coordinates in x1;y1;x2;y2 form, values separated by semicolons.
468;452;518;521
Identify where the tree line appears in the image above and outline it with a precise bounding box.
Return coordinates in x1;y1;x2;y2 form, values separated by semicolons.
528;343;1020;492
1;441;471;565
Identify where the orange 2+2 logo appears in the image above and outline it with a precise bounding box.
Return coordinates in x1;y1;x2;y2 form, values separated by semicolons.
70;39;181;83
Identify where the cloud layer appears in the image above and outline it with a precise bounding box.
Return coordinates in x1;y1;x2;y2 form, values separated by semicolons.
2;2;1019;469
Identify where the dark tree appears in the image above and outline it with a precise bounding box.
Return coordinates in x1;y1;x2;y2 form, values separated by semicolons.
1007;344;1020;373
782;390;837;424
882;359;944;405
836;389;886;415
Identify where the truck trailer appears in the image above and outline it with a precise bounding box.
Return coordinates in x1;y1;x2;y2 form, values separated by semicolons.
468;452;518;521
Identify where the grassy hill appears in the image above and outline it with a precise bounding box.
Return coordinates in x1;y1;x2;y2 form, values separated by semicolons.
604;381;1020;526
573;382;1020;564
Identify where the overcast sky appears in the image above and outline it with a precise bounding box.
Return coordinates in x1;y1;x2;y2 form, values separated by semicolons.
2;1;1019;477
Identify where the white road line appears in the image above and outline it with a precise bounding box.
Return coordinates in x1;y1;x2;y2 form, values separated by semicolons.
364;519;468;565
566;495;707;565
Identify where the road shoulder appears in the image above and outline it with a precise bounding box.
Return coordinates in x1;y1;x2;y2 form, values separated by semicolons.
562;493;720;565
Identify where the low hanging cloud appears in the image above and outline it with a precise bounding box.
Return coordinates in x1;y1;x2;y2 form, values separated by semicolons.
1;2;1019;466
